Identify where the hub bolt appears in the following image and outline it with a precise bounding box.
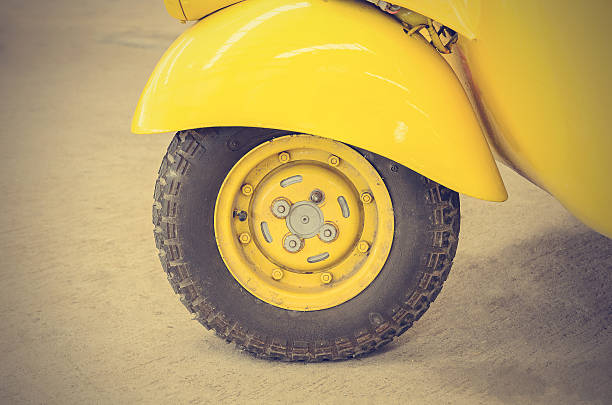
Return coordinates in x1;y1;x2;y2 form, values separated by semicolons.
271;269;284;281
320;272;333;284
271;199;291;218
241;184;254;196
328;155;340;166
357;240;370;253
360;192;373;204
319;223;338;243
278;152;291;163
309;189;325;204
239;233;251;244
283;234;303;253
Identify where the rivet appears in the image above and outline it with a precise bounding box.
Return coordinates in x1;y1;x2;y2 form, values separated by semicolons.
241;184;253;196
239;233;251;244
320;272;333;284
360;192;373;204
328;155;340;167
272;269;284;280
278;152;291;163
357;240;370;253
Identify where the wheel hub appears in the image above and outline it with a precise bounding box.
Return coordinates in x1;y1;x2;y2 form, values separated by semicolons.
214;135;394;311
285;201;324;239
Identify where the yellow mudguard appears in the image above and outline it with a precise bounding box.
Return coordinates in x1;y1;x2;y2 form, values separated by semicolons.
133;0;507;202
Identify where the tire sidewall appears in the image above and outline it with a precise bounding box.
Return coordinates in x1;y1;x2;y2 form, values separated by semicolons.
179;128;433;342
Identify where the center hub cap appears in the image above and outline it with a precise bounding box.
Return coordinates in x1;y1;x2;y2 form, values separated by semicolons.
286;201;324;238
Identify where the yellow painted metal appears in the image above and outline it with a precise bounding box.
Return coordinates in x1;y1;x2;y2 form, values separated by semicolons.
163;0;186;20
214;135;394;311
163;0;242;21
441;0;612;238
133;0;507;202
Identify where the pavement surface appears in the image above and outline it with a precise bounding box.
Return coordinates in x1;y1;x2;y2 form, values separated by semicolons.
1;1;610;404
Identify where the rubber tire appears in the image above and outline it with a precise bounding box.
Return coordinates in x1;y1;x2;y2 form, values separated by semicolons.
153;127;460;361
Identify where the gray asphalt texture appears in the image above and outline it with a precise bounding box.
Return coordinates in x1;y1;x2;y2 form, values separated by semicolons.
1;1;610;404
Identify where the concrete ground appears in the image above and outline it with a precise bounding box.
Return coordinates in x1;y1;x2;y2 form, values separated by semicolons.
1;1;610;404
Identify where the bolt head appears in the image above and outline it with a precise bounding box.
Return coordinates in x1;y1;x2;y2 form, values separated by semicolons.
357;240;370;253
271;199;291;218
283;234;302;253
278;152;290;163
320;272;333;284
328;155;340;167
318;223;338;243
309;189;325;204
360;192;373;204
271;269;284;280
241;184;254;196
239;233;251;244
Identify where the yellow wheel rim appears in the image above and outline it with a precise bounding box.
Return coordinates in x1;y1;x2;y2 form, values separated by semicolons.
214;134;394;311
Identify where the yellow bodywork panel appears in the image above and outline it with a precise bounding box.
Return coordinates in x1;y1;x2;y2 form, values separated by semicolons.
163;0;242;21
134;0;507;202
444;0;612;238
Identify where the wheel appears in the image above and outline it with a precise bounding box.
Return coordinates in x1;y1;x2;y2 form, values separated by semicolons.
153;127;460;361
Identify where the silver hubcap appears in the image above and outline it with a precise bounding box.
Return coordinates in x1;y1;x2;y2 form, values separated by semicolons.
285;201;324;239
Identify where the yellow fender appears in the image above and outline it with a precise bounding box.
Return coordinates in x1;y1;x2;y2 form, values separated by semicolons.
133;0;507;202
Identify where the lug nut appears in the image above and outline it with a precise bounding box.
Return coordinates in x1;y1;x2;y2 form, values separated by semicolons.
309;189;325;204
239;233;251;244
271;269;284;280
241;184;254;196
360;192;373;204
320;272;333;284
328;155;340;167
271;199;291;218
283;234;302;253
319;223;338;243
278;152;291;163
357;240;370;253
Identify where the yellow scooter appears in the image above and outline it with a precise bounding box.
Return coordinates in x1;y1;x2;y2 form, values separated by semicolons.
133;0;612;361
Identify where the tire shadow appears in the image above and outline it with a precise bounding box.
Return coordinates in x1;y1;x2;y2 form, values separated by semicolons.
389;224;612;404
